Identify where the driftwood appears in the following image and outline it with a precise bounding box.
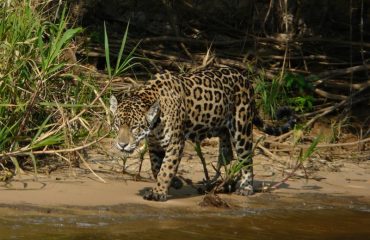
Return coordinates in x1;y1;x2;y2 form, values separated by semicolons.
265;137;370;150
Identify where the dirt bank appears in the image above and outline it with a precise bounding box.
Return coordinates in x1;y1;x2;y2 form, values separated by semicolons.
1;139;369;210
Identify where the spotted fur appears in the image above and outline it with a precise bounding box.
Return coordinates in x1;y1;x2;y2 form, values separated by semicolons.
110;67;296;201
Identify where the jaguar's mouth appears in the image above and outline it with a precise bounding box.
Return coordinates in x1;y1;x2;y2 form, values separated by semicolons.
116;142;136;154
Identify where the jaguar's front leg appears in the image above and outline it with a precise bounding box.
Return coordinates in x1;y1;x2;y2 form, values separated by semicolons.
143;141;184;201
148;139;183;190
148;142;165;180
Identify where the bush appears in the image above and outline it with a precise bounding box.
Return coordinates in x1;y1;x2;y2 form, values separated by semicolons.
0;0;107;171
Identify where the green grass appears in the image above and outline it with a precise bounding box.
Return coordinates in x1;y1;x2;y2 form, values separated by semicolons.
103;21;141;79
0;0;136;176
255;74;286;117
0;1;83;168
255;71;314;117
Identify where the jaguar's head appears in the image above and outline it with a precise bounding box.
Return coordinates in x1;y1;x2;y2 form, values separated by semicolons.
109;95;160;154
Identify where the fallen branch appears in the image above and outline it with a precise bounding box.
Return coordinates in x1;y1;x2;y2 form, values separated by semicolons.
314;88;347;100
319;79;370;90
265;136;370;149
138;36;247;46
278;85;370;143
316;64;370;80
303;91;368;130
269;162;303;190
0;132;110;158
77;151;107;183
300;103;338;118
258;144;282;161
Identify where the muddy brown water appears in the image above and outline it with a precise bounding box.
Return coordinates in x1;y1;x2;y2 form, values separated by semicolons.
1;194;370;240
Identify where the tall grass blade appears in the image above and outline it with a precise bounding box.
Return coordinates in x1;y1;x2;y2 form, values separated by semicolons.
10;156;23;175
300;135;321;162
103;21;112;78
115;20;130;75
29;153;38;180
32;113;53;144
104;21;141;78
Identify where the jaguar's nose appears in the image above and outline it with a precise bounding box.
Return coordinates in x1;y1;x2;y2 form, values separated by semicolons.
116;142;128;150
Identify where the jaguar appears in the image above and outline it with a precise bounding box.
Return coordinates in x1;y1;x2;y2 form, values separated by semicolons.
110;66;296;201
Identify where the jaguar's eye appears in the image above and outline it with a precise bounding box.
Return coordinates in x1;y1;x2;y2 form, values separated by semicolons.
131;126;140;134
112;119;120;131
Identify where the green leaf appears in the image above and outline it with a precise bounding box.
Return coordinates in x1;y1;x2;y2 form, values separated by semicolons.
103;22;112;78
114;20;130;75
31;133;64;149
31;113;53;144
300;135;321;162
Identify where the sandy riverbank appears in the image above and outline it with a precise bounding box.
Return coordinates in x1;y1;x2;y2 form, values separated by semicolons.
1;139;369;210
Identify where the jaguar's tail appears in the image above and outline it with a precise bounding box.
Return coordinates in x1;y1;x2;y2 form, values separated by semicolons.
253;107;297;136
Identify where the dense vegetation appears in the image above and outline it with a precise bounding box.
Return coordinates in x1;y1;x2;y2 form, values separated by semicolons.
0;1;111;174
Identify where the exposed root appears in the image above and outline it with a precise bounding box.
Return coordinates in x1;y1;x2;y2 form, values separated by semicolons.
199;193;230;208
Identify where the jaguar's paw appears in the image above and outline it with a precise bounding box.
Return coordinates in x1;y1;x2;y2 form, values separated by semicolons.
143;188;167;201
235;185;254;196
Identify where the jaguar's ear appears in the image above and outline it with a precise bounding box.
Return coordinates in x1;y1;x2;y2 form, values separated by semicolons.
146;101;160;126
109;95;118;115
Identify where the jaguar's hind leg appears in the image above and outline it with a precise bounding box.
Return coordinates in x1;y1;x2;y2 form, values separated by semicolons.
231;88;255;196
208;131;234;185
218;130;233;166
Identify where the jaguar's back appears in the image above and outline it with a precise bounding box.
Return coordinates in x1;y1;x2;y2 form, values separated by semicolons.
175;67;247;141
